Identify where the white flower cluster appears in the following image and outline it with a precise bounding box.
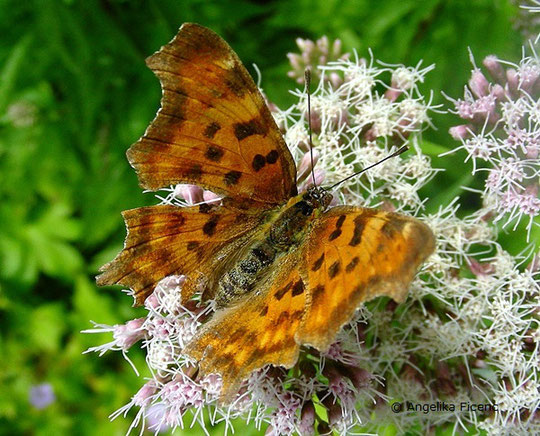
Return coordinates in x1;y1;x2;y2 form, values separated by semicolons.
279;55;439;214
85;33;540;435
446;48;540;240
372;201;540;435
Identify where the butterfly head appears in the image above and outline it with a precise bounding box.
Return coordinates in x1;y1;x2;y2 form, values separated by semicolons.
302;185;333;212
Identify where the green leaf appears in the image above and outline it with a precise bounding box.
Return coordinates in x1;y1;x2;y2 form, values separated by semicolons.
28;303;67;352
0;34;32;114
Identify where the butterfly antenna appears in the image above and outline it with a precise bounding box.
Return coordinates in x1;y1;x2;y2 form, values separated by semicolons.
328;145;409;190
305;69;317;187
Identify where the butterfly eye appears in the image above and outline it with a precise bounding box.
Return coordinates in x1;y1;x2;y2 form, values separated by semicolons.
306;185;318;198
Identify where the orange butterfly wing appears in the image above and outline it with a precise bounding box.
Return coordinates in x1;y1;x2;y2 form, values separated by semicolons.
96;204;262;305
97;23;437;403
128;23;297;206
183;258;306;401
296;207;435;350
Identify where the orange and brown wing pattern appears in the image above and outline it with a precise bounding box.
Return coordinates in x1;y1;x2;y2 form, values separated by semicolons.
96;204;261;305
296;207;435;351
183;259;306;401
128;23;297;207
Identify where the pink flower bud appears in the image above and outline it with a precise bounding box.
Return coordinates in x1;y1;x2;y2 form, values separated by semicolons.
298;401;316;436
113;318;146;349
180;185;203;204
126;317;145;330
329;72;342;88
331;39;342;57
296;38;313;53
468;258;495;276
297;150;320;184
385;87;402;102
287;53;302;71
483;55;505;83
145;293;160;311
326;401;343;428
364;127;377;142
506;68;519;97
317;36;329;53
449;124;472;140
343;365;373;391
526;142;539;159
469;69;490;98
320;391;343;428
435;361;457;396
133;381;158;406
202;190;220;203
492;83;506;100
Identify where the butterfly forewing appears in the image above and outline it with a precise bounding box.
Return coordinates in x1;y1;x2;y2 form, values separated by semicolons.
296;207;435;350
128;23;297;207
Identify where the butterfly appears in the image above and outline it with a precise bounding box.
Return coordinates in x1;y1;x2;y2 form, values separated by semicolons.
96;23;435;401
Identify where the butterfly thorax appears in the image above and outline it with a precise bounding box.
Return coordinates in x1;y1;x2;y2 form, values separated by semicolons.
215;186;332;308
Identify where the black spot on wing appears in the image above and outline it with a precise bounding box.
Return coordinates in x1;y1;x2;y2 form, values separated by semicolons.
205;145;224;162
329;229;342;241
345;256;359;273
198;203;213;214
265;150;278;164
202;215;219;236
328;261;341;279
349;215;366;247
274;281;292;300
187;241;199;251
252;154;266;172
311;284;325;301
233;119;266;141
311;253;325;272
203;122;221;139
259;305;268;317
336;215;346;228
186;163;203;180
276;311;290;325
291;280;304;297
224;170;242;186
225;63;249;97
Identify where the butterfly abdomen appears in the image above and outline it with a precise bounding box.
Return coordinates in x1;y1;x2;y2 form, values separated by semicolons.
216;241;277;307
215;196;321;308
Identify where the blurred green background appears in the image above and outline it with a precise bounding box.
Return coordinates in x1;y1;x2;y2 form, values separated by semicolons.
0;0;531;434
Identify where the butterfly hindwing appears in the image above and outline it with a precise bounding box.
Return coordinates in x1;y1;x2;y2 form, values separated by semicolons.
296;207;435;350
127;23;297;206
183;256;306;401
96;204;262;305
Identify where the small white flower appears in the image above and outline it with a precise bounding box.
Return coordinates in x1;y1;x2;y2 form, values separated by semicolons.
147;340;175;372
